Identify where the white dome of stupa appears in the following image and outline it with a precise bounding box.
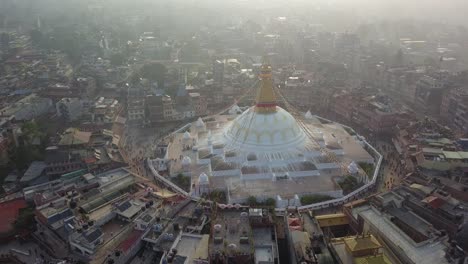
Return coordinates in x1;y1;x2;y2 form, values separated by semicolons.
347;161;359;175
224;106;306;151
305;110;313;119
181;156;191;166
198;173;209;185
223;60;307;152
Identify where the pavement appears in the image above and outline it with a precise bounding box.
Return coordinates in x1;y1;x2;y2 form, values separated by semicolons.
373;140;404;192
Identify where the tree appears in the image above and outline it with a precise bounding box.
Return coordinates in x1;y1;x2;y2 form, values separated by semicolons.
9;121;47;171
173;173;190;191
300;194;333;205
14;207;35;232
339;176;363;194
264;198;276;207
246;196;257;206
207;190;227;203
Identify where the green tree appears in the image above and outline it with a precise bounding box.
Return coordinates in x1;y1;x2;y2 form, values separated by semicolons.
173;173;191;191
339;176;363;194
300;194;333;205
208;190;227;203
14;207;35;232
246;196;257;206
264;198;276;207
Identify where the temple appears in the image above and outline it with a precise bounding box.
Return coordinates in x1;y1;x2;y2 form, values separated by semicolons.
149;60;377;206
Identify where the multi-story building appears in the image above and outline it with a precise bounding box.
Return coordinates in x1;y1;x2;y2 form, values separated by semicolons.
213;59;224;87
145;95;165;123
343;191;453;264
414;75;447;116
352;97;400;135
188;92;207;116
76;77;97;99
56;98;83;122
44;148;84;177
92;97;119;124
127;86;145;124
0;94;53;121
440;87;468;135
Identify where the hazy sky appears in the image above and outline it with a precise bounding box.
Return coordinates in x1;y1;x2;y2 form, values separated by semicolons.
307;0;468;25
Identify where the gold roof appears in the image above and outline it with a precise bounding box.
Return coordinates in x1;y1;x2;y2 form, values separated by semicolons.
316;213;349;227
255;57;277;113
354;254;392;264
344;235;382;252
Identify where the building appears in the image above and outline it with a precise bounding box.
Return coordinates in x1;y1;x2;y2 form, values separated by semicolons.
20;161;47;185
414;75;447;116
92;97;119;124
127;86;145;124
148;59;378;206
69;228;104;256
145;95;165;123
44;148;84;177
213;59;225;86
330;235;392;264
56;98;84;122
440;87;468;135
0;94;52;121
0;197;27;240
344;191;452;264
189;92;207;116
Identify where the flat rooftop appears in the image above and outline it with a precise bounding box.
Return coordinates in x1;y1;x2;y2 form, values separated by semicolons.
355;205;449;264
227;175;341;200
171;234;209;263
210;210;252;255
253;227;277;264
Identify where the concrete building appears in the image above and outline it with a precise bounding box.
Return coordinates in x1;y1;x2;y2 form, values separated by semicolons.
213;59;224;87
440;87;468;135
92;97;119;124
414;75;447;116
56;98;84;122
69;228;104;256
344;191;452;264
0;94;52;121
145;95;165;123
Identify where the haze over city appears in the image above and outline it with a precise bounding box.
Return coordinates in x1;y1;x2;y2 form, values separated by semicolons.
0;1;468;264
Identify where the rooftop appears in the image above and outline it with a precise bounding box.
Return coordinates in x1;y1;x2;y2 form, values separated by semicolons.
354;205;449;264
210;209;253;256
21;161;47;183
0;198;27;235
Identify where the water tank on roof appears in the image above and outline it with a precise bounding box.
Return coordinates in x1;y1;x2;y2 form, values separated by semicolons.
153;224;162;232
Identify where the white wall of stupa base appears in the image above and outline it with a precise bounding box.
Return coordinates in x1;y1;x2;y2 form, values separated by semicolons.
164;112;375;204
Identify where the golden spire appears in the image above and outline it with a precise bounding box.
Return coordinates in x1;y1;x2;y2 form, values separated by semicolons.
255;57;277;113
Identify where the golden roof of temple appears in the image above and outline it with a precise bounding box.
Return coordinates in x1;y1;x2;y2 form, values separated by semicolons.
255;58;277;113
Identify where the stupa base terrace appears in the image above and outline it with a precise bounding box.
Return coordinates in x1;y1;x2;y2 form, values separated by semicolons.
148;112;381;208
